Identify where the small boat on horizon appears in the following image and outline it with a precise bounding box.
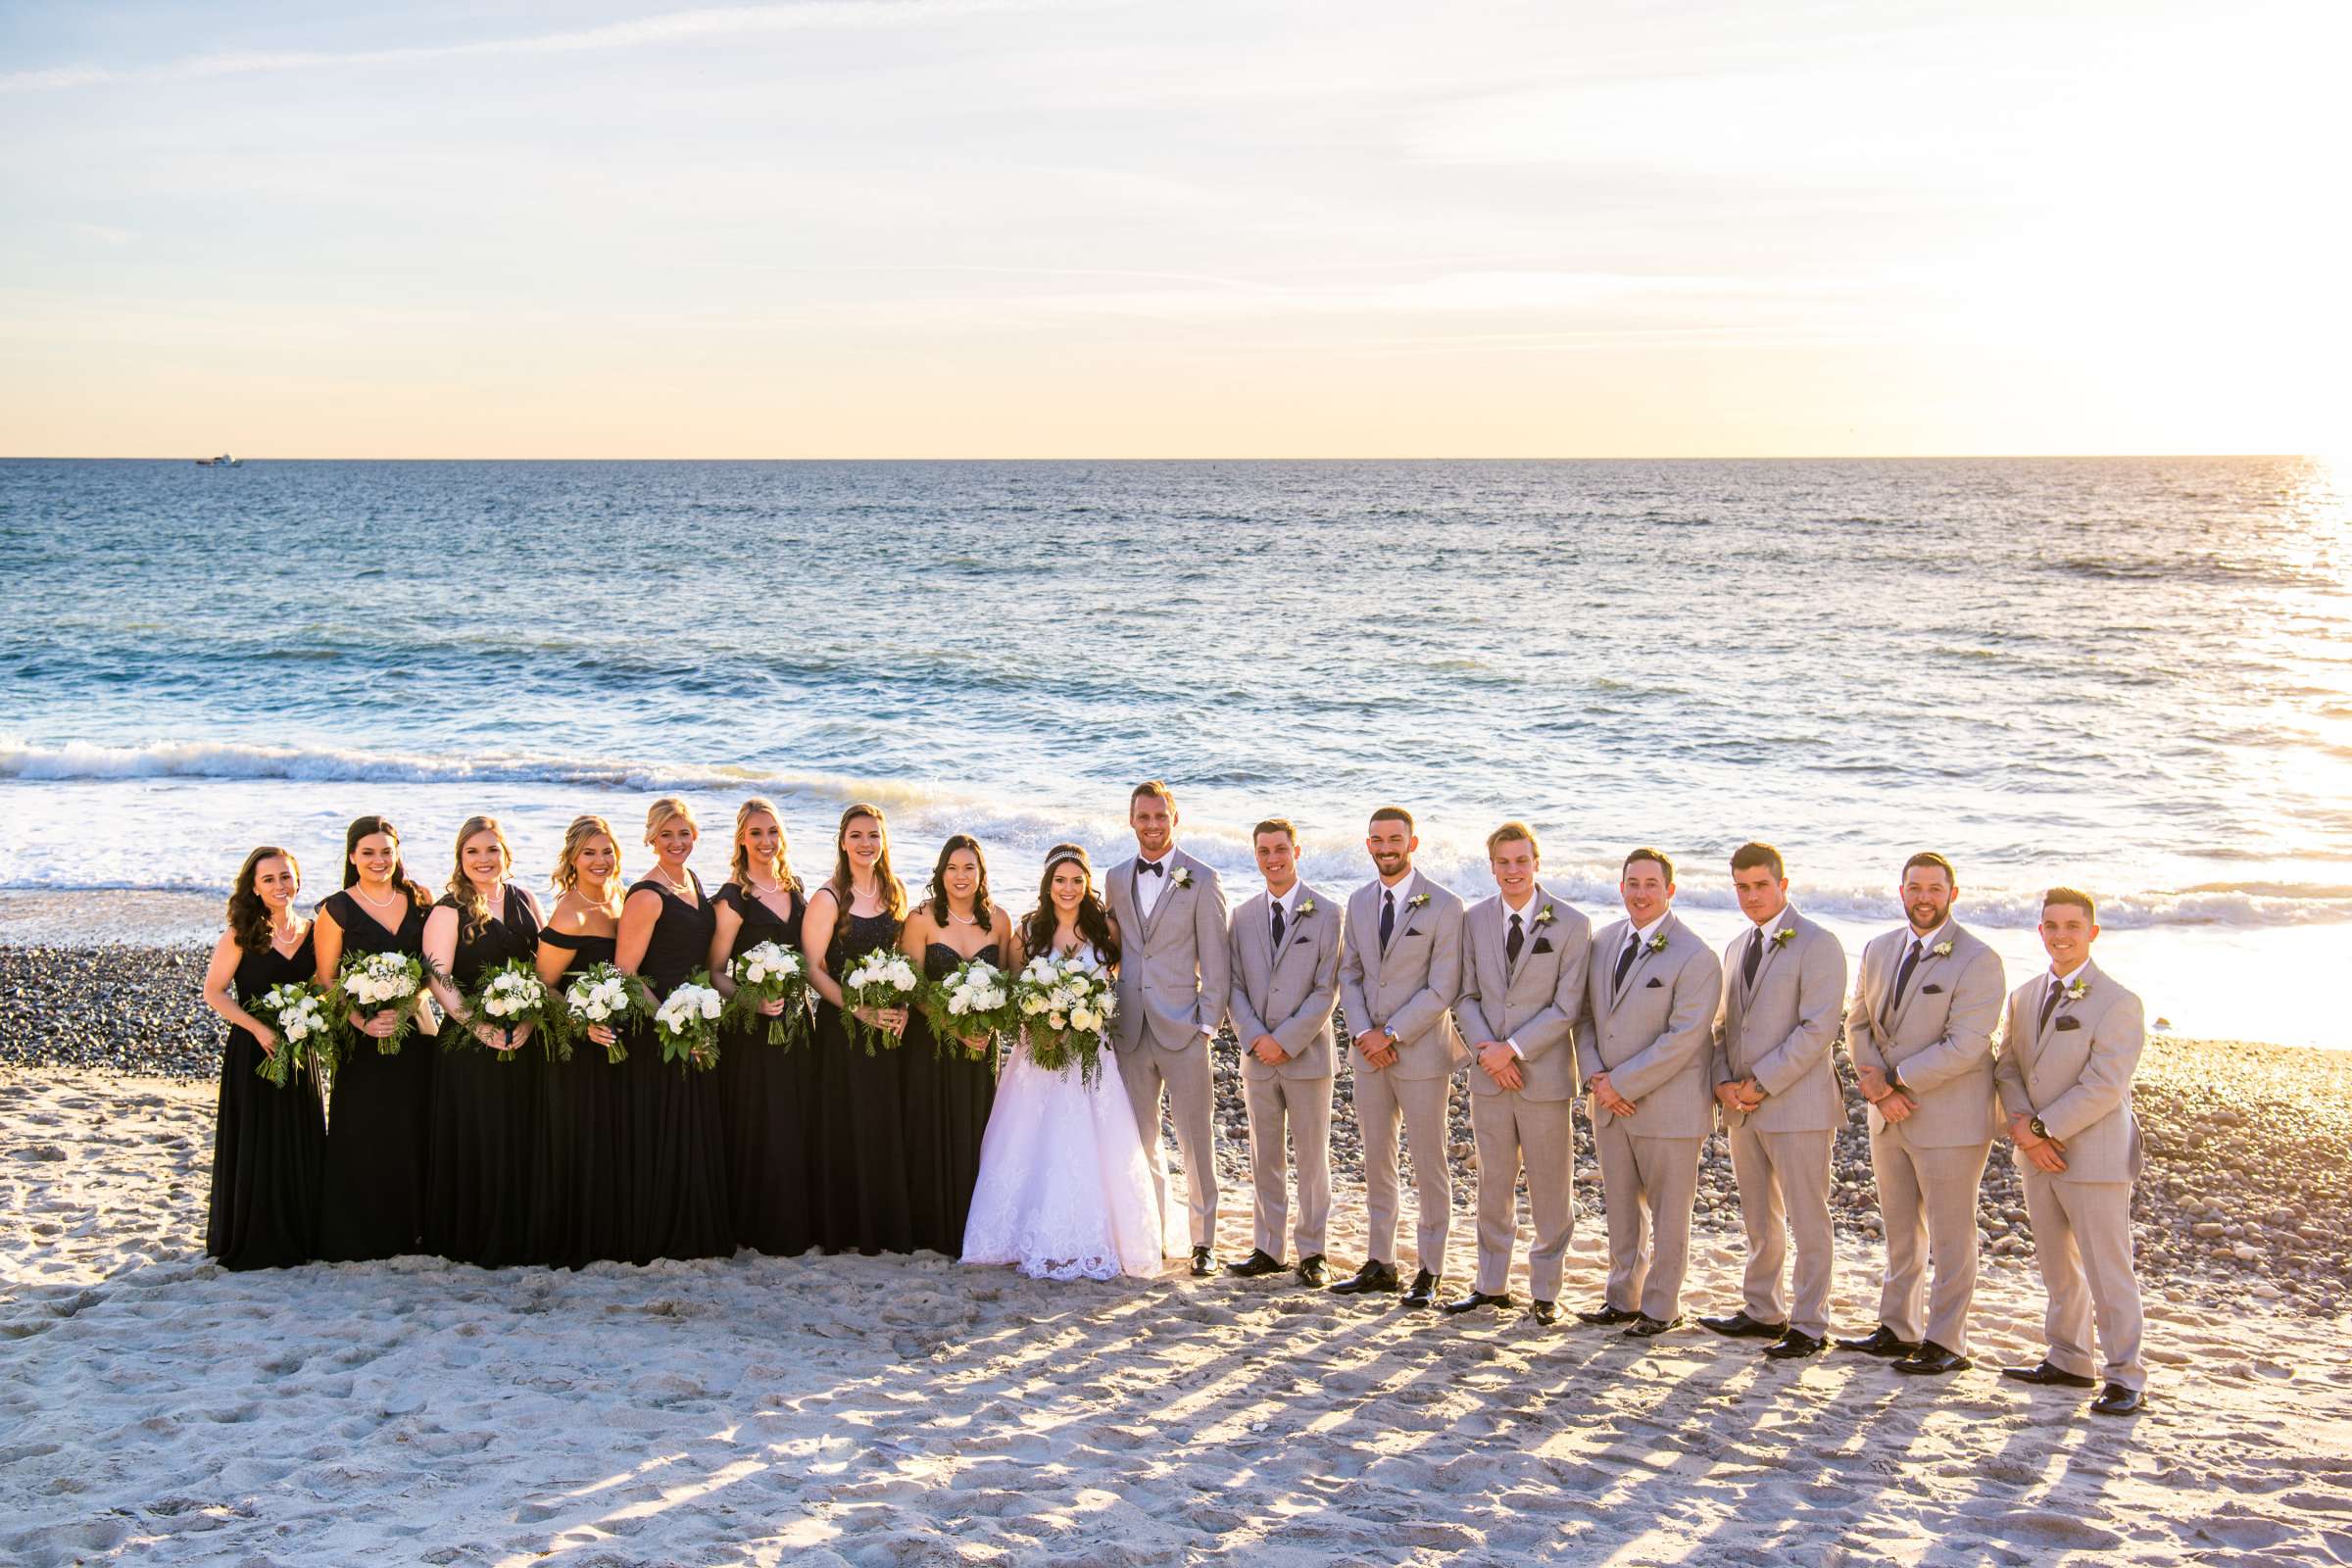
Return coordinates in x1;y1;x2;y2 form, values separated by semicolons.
194;454;242;466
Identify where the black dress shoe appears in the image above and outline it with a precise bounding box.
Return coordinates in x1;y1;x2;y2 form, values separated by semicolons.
1577;1303;1641;1327
2089;1383;2143;1416
1329;1259;1399;1296
1699;1310;1788;1340
1400;1268;1441;1309
1443;1291;1513;1316
1296;1253;1327;1288
2000;1360;2098;1390
1891;1342;1972;1377
1835;1325;1922;1358
1224;1249;1285;1278
1531;1299;1558;1325
1189;1246;1215;1278
1762;1330;1828;1360
1624;1313;1684;1339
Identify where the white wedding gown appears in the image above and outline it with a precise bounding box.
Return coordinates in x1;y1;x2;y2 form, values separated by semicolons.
960;947;1165;1281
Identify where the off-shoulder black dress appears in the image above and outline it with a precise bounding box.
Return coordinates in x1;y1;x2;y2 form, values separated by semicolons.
619;872;732;1264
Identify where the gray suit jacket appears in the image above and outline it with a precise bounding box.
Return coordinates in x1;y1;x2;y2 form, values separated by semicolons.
1713;906;1847;1135
1991;962;2145;1184
1579;912;1722;1140
1226;880;1343;1082
1454;884;1592;1102
1843;921;2005;1147
1338;874;1466;1081
1104;847;1231;1053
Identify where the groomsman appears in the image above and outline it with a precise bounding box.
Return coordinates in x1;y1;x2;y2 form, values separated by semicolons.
1704;842;1847;1360
1837;852;2005;1376
1576;849;1722;1338
1993;888;2148;1417
1222;818;1343;1286
1104;781;1232;1277
1333;806;1467;1308
1447;823;1592;1323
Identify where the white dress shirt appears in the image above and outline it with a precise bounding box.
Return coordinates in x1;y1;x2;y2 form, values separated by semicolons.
1135;852;1172;920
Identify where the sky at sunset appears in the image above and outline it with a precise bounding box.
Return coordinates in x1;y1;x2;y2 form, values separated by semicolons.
2;0;2343;458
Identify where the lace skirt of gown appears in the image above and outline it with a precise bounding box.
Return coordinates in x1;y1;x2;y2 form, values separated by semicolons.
959;1036;1165;1282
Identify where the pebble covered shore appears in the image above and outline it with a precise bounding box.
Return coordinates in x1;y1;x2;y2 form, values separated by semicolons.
5;942;2345;1315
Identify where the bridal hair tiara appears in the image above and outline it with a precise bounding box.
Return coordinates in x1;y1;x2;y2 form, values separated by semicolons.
1044;847;1092;875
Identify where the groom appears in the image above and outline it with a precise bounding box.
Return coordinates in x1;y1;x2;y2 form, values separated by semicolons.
1106;781;1232;1277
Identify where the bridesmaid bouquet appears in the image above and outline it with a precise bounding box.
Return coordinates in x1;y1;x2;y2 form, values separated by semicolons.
330;950;427;1055
653;971;724;1072
722;941;811;1049
466;959;562;1062
253;979;334;1087
918;956;1014;1062
842;947;920;1055
559;960;653;1064
1012;951;1118;1088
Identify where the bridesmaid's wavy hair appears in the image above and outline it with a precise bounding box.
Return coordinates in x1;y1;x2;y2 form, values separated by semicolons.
446;814;514;937
227;846;300;956
1021;843;1119;968
341;814;431;908
729;798;804;899
924;833;996;931
824;803;907;920
551;813;622;905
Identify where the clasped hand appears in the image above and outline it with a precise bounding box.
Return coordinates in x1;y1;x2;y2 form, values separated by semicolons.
1476;1041;1523;1092
854;1005;908;1038
2010;1112;2069;1173
1589;1071;1637;1117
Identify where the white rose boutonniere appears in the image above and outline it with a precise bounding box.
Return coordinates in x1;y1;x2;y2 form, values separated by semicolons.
1297;898;1316;917
1931;939;1954;957
1645;932;1669;955
1770;926;1797;949
1534;904;1556;926
2064;978;2089;1002
1406;892;1430;910
1172;867;1193;889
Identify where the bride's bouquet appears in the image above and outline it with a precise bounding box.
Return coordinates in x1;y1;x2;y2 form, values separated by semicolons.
722;940;811;1049
559;960;652;1064
329;949;426;1056
652;970;724;1072
1012;950;1117;1088
918;956;1014;1064
252;979;334;1087
842;947;919;1055
465;959;562;1061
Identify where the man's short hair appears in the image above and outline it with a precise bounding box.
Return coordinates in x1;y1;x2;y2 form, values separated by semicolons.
1130;780;1174;808
1252;817;1297;845
1622;847;1674;882
1902;851;1956;885
1369;805;1414;833
1486;821;1539;857
1729;841;1785;879
2042;886;2096;922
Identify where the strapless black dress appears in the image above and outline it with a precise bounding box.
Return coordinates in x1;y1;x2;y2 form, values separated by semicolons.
315;889;433;1262
903;940;1001;1256
712;880;816;1257
421;884;544;1267
533;925;627;1269
619;873;732;1264
205;930;325;1270
812;905;912;1254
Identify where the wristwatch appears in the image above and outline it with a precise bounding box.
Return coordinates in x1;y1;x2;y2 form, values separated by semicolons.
2030;1115;2050;1141
1886;1067;1907;1095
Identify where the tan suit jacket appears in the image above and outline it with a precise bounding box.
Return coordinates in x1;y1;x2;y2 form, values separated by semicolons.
1579;912;1722;1140
1226;881;1343;1082
1713;906;1847;1135
1454;884;1591;1102
1992;962;2145;1183
1843;922;2005;1147
1338;875;1466;1080
1104;848;1231;1053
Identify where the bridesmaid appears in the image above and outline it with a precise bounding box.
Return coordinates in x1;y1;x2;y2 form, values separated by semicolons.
803;802;914;1255
614;796;732;1263
899;834;1011;1257
533;814;630;1270
201;845;325;1270
420;815;545;1267
709;798;815;1257
313;814;436;1262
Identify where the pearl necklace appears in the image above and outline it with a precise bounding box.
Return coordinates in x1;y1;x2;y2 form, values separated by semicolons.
351;881;401;909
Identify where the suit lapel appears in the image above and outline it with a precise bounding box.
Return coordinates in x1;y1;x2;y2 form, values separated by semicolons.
1886;927;1953;1033
1377;882;1417;984
1746;910;1793;997
1138;856;1174;946
1608;915;1664;1013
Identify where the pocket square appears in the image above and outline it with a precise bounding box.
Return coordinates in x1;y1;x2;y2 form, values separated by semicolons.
2054;1015;2082;1031
1403;926;1424;939
1643;976;1664;989
1922;983;1944;995
1291;935;1311;947
1532;937;1554;955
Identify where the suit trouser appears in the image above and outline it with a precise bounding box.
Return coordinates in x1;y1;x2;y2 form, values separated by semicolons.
1870;1128;1991;1352
1352;1065;1453;1274
1468;1091;1574;1298
1120;1038;1219;1250
2020;1169;2145;1390
1242;1070;1333;1259
1727;1123;1835;1338
1594;1121;1702;1321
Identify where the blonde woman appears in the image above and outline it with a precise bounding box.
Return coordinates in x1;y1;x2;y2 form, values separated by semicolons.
802;802;913;1255
532;814;629;1269
709;798;816;1256
420;815;546;1267
614;796;731;1263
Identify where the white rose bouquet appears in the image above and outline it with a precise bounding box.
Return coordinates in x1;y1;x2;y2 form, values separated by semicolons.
253;979;334;1087
723;940;811;1049
917;956;1014;1064
1012;949;1118;1087
842;946;920;1054
329;949;427;1055
461;959;559;1061
653;970;724;1072
559;960;653;1064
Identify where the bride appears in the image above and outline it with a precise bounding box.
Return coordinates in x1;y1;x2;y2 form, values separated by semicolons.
961;843;1165;1280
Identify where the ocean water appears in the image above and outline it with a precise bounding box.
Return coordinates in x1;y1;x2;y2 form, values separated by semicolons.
4;458;2347;1046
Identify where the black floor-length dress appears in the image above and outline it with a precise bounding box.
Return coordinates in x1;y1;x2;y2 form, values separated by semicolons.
315;890;434;1262
421;885;544;1267
812;905;913;1254
533;926;628;1269
206;930;326;1270
619;873;732;1264
712;880;817;1257
903;941;1001;1257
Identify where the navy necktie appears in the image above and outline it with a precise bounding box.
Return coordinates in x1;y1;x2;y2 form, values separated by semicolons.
1891;939;1924;1011
1379;890;1396;953
2038;977;2065;1034
1612;934;1640;991
1270;902;1286;955
1742;927;1763;987
1506;911;1524;965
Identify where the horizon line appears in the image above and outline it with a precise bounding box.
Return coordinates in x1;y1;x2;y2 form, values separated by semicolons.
0;452;2323;464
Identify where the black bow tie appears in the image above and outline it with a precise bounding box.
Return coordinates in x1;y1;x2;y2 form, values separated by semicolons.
1138;860;1165;877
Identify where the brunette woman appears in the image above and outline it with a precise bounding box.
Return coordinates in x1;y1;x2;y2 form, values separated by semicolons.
420;815;545;1267
615;796;732;1263
803;802;913;1255
202;846;325;1270
532;814;630;1269
314;814;436;1262
709;798;815;1257
899;834;1013;1256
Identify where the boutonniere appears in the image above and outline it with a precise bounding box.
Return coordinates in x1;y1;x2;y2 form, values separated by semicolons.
1931;940;1954;957
1770;926;1796;949
1172;867;1193;889
2064;978;2088;1002
1296;898;1315;917
1533;904;1556;926
1645;932;1669;955
1406;892;1430;909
